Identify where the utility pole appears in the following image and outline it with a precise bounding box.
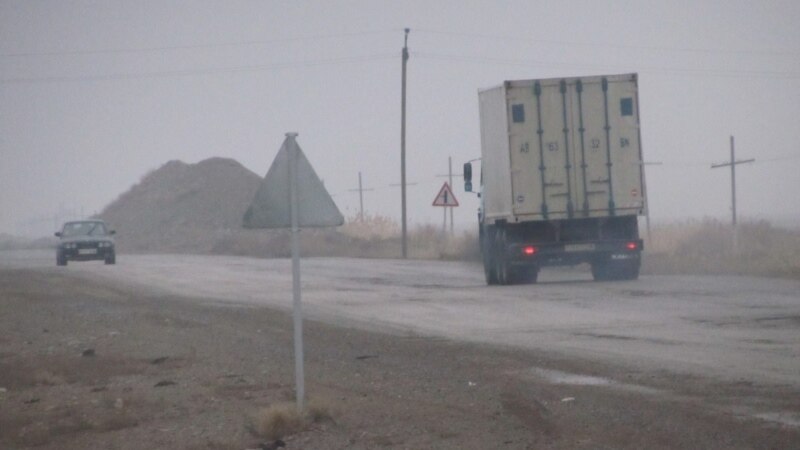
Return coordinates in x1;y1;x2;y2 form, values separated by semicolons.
400;28;410;258
357;172;365;222
348;172;374;221
711;135;754;252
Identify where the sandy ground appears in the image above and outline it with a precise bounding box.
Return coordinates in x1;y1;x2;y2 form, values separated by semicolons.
1;267;798;449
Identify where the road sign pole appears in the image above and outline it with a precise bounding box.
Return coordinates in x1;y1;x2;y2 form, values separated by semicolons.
287;133;305;412
243;132;345;413
400;28;409;259
448;156;454;235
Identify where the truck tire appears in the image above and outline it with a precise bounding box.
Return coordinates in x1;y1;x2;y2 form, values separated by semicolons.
514;266;539;284
493;228;511;285
617;261;640;280
591;260;608;281
592;259;639;281
482;227;499;285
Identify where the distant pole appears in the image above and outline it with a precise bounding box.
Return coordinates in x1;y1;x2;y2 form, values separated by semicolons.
448;156;454;235
358;172;364;221
731;137;737;226
348;172;374;221
287;132;305;412
400;28;410;258
711;135;754;253
442;204;447;233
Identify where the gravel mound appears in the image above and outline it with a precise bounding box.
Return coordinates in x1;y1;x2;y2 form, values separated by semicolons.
99;158;261;253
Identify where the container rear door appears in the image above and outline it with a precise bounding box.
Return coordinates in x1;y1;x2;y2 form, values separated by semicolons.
572;75;644;217
505;74;644;220
507;79;575;219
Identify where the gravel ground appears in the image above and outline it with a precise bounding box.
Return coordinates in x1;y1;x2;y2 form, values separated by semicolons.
1;267;798;449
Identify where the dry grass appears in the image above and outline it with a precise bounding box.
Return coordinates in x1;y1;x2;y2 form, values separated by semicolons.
340;213;399;240
210;214;480;261
251;399;333;440
643;218;800;279
305;398;334;423
251;402;306;440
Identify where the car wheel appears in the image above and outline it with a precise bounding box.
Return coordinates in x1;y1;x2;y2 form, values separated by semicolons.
105;253;116;265
56;253;67;266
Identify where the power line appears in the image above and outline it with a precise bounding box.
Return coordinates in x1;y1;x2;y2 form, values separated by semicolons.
638;155;799;169
756;154;800;163
0;53;396;84
414;28;800;58
0;30;394;58
414;51;800;80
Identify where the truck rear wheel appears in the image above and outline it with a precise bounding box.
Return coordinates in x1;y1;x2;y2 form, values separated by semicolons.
513;266;540;284
493;229;511;285
592;259;640;281
483;252;498;285
482;227;499;285
617;261;640;280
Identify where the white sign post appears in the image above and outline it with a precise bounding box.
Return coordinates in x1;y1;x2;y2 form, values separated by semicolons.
288;134;304;410
243;132;344;411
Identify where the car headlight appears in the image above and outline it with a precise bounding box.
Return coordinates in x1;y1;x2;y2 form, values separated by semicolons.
64;243;76;249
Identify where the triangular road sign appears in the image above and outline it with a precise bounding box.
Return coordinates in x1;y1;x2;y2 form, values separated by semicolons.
243;134;344;229
432;182;459;207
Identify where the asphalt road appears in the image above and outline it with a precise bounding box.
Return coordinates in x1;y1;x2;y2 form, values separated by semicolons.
4;249;799;395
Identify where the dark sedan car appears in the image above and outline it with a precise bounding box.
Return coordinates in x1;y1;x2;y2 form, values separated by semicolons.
55;220;116;266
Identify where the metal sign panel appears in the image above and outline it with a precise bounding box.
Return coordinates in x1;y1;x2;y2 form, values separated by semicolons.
243;134;344;229
432;182;459;207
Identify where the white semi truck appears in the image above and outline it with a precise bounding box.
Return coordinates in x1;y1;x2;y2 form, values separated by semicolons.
463;73;647;284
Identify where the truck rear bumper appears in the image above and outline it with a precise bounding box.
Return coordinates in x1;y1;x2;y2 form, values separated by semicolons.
506;239;643;268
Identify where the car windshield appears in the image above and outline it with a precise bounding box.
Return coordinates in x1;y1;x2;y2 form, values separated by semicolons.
61;221;108;237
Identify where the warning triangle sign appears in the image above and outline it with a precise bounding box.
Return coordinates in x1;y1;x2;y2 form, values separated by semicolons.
243;134;344;229
432;182;459;207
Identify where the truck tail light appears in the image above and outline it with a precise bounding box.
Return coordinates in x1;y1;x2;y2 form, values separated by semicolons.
626;242;638;250
523;246;537;255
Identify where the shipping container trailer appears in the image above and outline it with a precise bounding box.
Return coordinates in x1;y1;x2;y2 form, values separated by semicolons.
463;73;647;284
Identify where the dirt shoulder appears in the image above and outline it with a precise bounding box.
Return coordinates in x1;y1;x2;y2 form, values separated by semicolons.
0;268;797;449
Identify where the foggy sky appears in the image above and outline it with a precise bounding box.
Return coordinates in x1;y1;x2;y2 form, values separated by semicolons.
2;0;799;236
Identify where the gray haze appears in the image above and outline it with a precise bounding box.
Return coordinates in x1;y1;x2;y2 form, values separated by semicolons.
2;0;799;237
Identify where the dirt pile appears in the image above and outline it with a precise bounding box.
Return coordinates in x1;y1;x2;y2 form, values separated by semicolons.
99;158;262;253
